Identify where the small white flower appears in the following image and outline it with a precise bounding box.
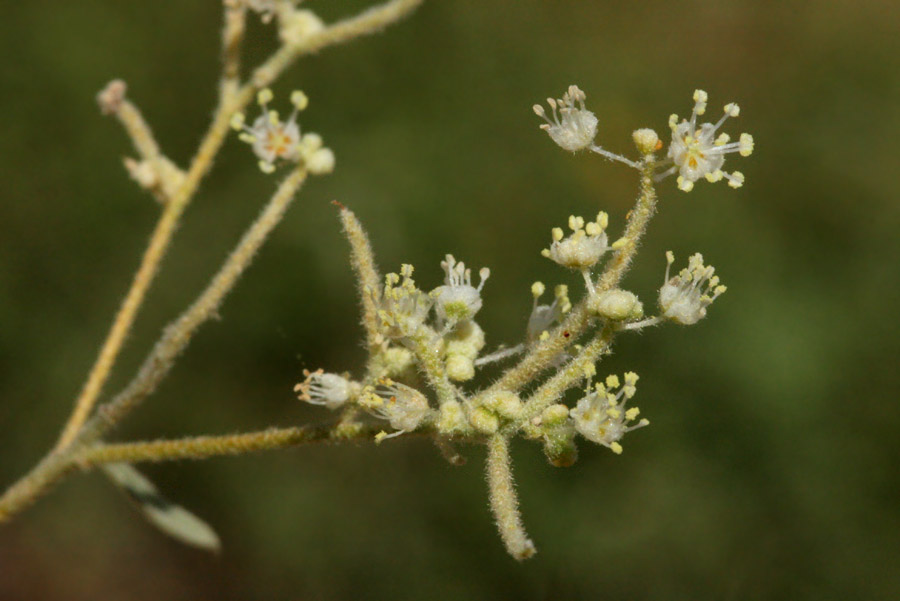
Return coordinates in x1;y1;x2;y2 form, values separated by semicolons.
659;251;727;325
231;89;330;174
664;89;754;191
533;85;598;152
373;264;433;339
293;369;357;410
526;282;570;344
431;254;490;326
541;212;610;271
570;372;648;454
360;379;430;434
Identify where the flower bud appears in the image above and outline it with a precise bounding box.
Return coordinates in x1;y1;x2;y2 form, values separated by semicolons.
632;128;660;154
482;391;523;420
588;289;643;321
469;406;500;434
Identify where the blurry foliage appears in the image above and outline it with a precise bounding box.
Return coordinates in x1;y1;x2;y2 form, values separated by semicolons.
1;0;899;599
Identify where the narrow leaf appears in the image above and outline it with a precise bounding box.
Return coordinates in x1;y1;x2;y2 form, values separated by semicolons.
103;463;221;551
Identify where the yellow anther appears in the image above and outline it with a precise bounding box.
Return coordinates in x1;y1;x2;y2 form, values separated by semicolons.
257;88;274;105
290;90;309;111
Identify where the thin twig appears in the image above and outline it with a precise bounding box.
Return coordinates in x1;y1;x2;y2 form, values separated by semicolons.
1;167;308;521
78;423;386;466
56;0;426;450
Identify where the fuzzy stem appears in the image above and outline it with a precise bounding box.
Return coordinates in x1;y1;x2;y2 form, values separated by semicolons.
473;159;658;399
520;328;613;423
95;167;308;430
219;1;247;105
407;328;458;406
79;423;386;466
55;0;425;450
1;168;308;521
116;98;162;162
251;0;425;89
337;204;382;350
486;435;536;560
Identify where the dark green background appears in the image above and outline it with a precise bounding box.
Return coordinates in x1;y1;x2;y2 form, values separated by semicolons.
1;1;898;599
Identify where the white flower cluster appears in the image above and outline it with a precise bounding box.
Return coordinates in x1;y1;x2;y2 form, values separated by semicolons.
432;254;490;328
230;89;334;175
532;85;598;152
359;378;430;438
373;264;433;340
659;251;726;325
570;372;648;454
541;213;611;272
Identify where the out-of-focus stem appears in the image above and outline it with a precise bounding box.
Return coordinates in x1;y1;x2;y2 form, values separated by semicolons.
4;167;308;521
219;1;247;105
55;0;426;451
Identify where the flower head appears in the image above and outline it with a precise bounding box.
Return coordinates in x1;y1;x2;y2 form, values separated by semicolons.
570;372;648;454
360;378;430;434
294;369;357;410
541;213;610;271
658;251;727;325
231;89;334;174
533;85;598;152
665;89;754;191
373;264;432;339
431;255;490;326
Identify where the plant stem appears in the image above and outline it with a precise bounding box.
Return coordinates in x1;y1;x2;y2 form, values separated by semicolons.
1;167;308;522
485;435;535;560
473;159;658;399
79;423;385;466
55;0;425;450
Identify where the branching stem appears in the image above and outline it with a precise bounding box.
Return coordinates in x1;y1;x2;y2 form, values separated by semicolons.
473;158;658;400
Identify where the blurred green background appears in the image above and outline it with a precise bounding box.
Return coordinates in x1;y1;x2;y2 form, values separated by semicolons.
1;0;898;599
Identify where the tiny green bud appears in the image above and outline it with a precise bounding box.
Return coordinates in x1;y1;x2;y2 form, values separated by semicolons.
438;401;467;435
541;404;569;426
482;391;523;420
470;406;500;434
446;354;475;382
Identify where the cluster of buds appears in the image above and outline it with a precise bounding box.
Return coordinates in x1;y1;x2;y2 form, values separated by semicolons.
285;83;752;562
230;88;334;175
